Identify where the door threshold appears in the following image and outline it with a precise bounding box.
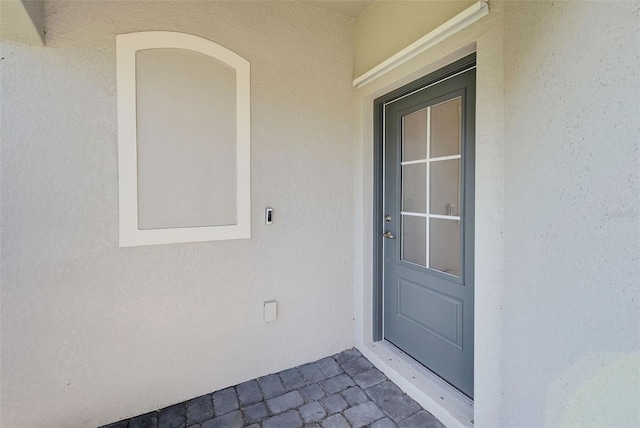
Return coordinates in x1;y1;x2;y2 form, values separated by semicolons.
357;341;474;428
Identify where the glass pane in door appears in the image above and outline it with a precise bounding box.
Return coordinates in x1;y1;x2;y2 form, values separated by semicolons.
402;164;426;213
430;97;461;158
398;98;463;274
429;218;460;276
430;159;460;216
401;215;426;267
402;108;428;161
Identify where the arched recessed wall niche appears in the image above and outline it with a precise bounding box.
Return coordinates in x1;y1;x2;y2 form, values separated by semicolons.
116;31;250;247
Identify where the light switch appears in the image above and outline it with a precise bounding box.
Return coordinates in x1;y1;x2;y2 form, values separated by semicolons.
264;300;277;323
265;207;273;224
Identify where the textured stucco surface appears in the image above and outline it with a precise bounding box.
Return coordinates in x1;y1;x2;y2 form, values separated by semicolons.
0;0;45;46
502;1;640;426
3;1;639;427
356;1;639;425
354;0;475;78
0;2;355;427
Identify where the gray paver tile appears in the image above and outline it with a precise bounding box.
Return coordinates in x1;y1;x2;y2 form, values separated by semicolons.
103;422;128;428
301;383;326;402
320;374;354;394
200;410;243;428
258;374;286;399
212;387;239;416
263;409;303;428
158;403;186;428
371;417;399;428
341;386;368;406
319;394;348;415
299;402;327;423
236;380;263;406
130;412;158;428
320;413;350;428
354;368;387;389
342;357;374;377
100;350;442;428
279;367;306;391
298;363;326;383
333;349;362;365
378;394;422;422
365;381;403;404
316;357;343;378
242;401;269;424
186;396;213;425
266;390;304;414
343;401;385;428
398;410;444;428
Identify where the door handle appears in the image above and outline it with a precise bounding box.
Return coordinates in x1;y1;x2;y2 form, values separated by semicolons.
382;231;395;239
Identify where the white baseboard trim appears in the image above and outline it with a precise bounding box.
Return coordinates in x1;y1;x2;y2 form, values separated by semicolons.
357;341;474;428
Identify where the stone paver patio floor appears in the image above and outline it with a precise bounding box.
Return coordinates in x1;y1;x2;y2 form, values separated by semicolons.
102;348;444;428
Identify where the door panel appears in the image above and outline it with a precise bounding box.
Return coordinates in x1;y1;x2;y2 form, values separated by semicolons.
382;68;475;398
397;278;463;349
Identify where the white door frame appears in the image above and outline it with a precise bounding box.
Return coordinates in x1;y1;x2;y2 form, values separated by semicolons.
353;31;505;427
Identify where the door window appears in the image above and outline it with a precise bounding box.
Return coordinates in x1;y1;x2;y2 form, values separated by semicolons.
400;97;462;277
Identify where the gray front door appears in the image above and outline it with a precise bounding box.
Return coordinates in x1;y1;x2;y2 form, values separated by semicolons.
382;67;475;398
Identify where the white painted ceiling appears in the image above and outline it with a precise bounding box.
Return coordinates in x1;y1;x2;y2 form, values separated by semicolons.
298;1;375;18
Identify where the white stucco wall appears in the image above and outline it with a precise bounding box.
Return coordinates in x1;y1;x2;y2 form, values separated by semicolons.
502;1;640;426
0;2;355;427
3;1;639;427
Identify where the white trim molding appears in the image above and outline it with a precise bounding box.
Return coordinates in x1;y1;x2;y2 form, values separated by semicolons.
352;1;489;88
116;31;251;247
